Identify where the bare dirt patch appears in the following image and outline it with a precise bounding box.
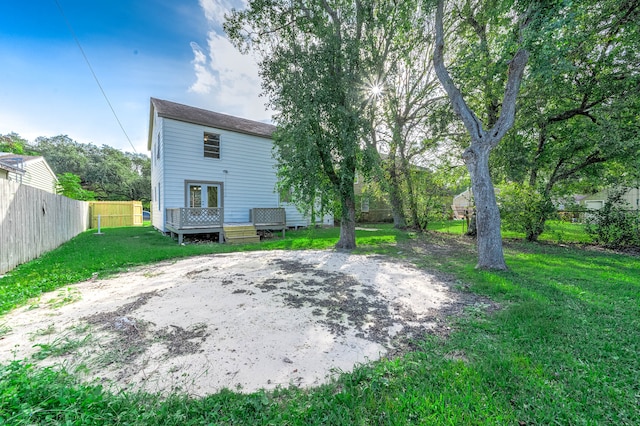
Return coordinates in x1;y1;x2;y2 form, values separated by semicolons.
0;249;493;396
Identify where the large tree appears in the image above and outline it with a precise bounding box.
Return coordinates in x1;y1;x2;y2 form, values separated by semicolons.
367;16;453;230
492;0;640;240
31;135;151;206
0;133;35;155
226;1;413;249
433;0;531;270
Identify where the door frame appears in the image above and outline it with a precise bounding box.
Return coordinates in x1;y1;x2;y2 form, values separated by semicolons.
184;180;224;209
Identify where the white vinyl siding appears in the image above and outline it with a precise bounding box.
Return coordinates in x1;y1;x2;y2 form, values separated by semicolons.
281;202;333;227
161;118;279;225
23;158;58;193
150;113;165;230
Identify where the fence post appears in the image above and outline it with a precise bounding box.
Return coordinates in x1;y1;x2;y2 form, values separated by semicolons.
95;215;103;235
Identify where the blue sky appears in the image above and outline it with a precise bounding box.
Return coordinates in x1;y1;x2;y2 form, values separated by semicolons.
0;0;267;154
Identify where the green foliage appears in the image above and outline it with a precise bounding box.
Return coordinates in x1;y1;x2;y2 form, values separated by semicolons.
0;133;32;154
493;0;640;199
226;1;425;248
429;219;592;244
585;189;640;248
31;135;151;204
498;183;557;241
56;172;96;201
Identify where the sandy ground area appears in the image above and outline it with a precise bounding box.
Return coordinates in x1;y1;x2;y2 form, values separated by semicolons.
0;249;478;396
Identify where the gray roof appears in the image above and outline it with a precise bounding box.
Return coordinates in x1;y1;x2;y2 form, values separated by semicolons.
0;153;32;174
150;98;275;139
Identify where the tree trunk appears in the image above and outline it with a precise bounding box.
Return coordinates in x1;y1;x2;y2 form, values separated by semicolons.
335;190;357;249
463;144;507;270
388;176;407;228
399;154;421;229
387;148;407;229
466;211;477;237
433;0;528;270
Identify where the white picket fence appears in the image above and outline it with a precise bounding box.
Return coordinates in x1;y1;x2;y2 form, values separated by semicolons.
0;180;89;274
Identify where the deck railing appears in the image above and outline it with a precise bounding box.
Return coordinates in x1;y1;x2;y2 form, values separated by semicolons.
250;208;286;225
166;207;223;229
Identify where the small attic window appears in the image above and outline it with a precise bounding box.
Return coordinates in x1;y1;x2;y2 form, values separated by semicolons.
204;132;220;159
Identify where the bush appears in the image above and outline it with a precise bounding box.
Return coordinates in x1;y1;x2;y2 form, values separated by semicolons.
498;183;557;241
584;190;640;248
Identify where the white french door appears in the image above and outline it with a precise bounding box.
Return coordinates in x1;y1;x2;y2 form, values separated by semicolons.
188;184;220;208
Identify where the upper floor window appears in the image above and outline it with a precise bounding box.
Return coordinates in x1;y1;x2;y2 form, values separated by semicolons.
204;132;220;158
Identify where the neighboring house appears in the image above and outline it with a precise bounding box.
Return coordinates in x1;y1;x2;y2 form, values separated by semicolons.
353;173;392;222
0;153;58;193
0;156;25;181
147;98;331;243
452;188;473;219
581;186;640;210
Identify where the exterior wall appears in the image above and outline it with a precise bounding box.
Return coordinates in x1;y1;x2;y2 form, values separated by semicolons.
154;117;280;231
452;189;473;219
281;202;333;227
22;158;58;193
581;187;640;210
150;112;165;230
0;169;7;180
282;203;309;227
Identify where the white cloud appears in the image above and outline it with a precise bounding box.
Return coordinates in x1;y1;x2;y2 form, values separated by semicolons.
198;0;235;25
190;1;272;122
207;33;269;120
188;41;218;94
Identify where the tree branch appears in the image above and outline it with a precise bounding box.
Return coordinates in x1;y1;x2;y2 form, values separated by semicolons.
433;0;485;142
486;48;529;147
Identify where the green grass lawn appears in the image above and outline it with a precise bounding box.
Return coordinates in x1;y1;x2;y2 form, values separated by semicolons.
1;224;639;424
429;219;592;243
0;225;408;316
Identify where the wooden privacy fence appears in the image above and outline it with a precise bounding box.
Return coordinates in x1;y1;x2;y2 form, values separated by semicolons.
0;180;90;274
89;201;143;228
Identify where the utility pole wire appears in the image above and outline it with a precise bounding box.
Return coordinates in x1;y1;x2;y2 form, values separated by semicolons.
54;0;137;153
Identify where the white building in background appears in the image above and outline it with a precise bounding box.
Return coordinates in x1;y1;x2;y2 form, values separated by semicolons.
0;153;58;193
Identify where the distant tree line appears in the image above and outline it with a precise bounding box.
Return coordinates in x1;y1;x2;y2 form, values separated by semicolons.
1;133;150;207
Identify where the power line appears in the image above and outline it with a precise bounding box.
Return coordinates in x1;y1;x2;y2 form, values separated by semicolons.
54;0;137;153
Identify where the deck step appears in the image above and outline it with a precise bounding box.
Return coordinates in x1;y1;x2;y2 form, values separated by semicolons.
223;225;260;244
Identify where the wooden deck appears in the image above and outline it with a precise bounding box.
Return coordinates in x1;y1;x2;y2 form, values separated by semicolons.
165;207;286;244
250;207;287;238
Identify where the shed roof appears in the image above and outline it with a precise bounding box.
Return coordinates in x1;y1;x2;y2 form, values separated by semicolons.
0;153;57;181
148;98;275;150
0;153;31;174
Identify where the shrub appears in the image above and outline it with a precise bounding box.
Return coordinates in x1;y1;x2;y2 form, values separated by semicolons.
498;183;557;241
584;190;640;248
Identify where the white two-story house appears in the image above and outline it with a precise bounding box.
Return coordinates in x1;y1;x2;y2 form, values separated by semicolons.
148;98;331;243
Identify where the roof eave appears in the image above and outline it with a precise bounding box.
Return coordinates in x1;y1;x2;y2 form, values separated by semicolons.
157;112;274;139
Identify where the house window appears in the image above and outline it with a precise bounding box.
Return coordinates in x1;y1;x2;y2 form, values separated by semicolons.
204;132;220;158
361;197;370;213
156;132;161;159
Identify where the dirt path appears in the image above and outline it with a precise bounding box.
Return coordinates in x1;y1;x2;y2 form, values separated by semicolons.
0;249;487;396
